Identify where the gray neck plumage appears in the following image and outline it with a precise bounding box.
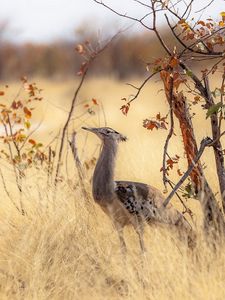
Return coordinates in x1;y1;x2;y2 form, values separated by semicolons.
92;140;118;204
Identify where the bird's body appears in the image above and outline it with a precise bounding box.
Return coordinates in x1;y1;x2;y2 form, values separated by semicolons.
82;126;192;252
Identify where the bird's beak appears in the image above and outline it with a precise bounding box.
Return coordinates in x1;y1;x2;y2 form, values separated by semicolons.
81;127;97;133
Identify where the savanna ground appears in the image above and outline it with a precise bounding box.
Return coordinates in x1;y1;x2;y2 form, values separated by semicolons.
0;76;224;299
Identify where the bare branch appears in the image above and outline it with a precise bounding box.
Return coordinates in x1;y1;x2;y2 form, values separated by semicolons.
151;1;171;55
195;0;214;13
127;71;160;104
54;33;118;186
162;76;174;187
0;168;20;212
203;57;225;78
133;0;151;9
181;0;194;19
163;137;213;207
69;131;89;199
93;0;153;30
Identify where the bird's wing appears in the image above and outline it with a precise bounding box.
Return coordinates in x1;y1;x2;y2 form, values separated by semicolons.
114;181;188;227
114;181;162;219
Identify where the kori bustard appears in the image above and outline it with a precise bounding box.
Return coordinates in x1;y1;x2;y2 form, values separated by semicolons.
82;126;192;252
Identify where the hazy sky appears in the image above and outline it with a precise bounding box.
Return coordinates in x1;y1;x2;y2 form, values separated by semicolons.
0;0;224;43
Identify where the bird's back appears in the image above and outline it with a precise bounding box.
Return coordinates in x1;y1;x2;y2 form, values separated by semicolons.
114;180;191;230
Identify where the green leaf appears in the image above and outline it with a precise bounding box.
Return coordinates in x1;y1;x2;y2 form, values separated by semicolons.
35;143;43;148
211;88;221;98
206;102;222;118
186;69;193;77
24;120;31;129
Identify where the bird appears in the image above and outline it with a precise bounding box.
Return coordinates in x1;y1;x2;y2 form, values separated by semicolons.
82;126;193;253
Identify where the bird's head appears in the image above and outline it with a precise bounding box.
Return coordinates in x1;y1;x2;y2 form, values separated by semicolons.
82;127;127;143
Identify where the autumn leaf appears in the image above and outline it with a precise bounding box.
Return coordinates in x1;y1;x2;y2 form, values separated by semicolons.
220;11;225;22
143;119;159;130
11;100;23;109
92;98;98;105
193;96;201;105
177;169;183;176
170;57;179;68
28;139;36;146
24;120;31;129
35;143;43;148
178;19;186;24
197;20;205;26
156;113;161;120
16;134;26;142
24;107;32;119
120;104;130;116
0;91;4;96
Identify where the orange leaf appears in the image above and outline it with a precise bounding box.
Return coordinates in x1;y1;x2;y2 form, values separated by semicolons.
170;57;179;68
92;98;98;105
177;169;182;176
143;120;159;130
178;19;186;24
120;104;130;116
24;107;32;119
28;139;36;145
197;20;205;26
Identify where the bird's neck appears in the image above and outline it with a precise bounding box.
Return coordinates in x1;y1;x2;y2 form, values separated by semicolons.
92;140;118;204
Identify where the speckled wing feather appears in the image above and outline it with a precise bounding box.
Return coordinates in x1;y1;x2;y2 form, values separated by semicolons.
115;181;161;221
115;181;189;228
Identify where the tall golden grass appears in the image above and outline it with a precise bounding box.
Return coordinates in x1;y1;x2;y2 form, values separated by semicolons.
0;77;224;299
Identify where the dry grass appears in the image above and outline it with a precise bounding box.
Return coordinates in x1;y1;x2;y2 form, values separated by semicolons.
0;77;224;299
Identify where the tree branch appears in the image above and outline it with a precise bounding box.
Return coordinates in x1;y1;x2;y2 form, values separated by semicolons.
163;137;214;207
54;34;118;186
162;76;174;187
127;71;160;104
93;0;153;30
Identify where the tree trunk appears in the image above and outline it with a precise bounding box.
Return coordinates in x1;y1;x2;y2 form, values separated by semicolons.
204;76;225;213
161;70;225;235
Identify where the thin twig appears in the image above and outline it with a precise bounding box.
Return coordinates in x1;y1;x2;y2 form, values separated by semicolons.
54;33;118;187
162;76;174;187
93;0;153;30
0;168;20;212
195;0;214;13
69;131;89;199
127;71;160;104
163;137;214;207
133;0;152;9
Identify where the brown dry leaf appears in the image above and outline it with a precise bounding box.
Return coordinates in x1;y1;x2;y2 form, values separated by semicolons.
28;139;36;146
170;57;179;68
92;98;98;105
24;107;32;119
120;104;130;116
